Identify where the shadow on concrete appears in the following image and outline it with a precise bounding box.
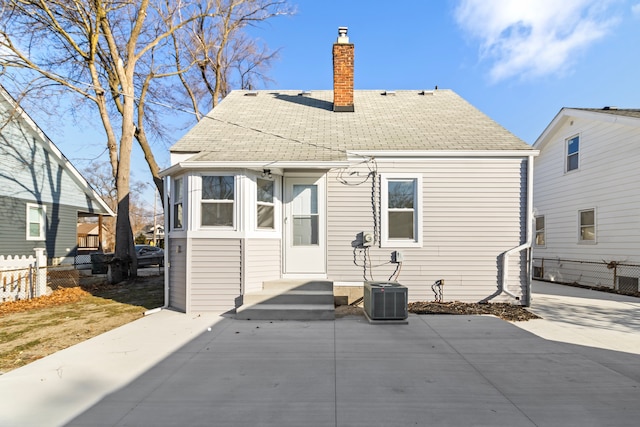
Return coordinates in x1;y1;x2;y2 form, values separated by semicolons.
64;314;640;427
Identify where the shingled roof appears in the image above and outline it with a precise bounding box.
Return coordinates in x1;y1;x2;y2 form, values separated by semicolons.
170;89;532;163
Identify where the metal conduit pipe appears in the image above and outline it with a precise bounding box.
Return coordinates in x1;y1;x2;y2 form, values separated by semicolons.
501;154;535;303
144;178;171;317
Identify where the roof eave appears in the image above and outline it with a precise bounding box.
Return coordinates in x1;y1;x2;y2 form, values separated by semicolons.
1;85;115;217
349;149;538;158
160;160;351;177
534;107;640;150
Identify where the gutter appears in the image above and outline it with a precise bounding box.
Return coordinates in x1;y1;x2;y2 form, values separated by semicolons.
144;177;171;316
160;160;350;177
501;153;535;305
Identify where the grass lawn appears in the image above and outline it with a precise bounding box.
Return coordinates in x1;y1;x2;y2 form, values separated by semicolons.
0;274;164;374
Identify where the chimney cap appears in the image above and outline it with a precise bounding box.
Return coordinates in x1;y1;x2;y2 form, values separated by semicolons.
337;27;349;44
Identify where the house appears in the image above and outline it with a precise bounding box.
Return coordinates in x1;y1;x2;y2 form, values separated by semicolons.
0;85;114;265
77;222;109;254
532;107;640;293
160;28;538;314
140;224;165;247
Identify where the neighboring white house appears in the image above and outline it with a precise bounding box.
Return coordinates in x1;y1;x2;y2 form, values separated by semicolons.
160;28;538;314
532;107;640;293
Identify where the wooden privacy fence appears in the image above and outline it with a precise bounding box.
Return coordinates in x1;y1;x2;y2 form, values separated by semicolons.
0;249;47;302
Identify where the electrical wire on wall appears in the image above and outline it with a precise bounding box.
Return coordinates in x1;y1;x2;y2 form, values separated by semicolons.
352;245;393;282
388;261;402;281
370;167;378;246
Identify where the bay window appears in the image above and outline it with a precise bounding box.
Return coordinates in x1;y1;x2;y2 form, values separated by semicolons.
201;175;235;227
257;178;275;229
172;177;183;230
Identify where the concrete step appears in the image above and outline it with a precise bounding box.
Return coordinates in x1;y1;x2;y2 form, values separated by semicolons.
242;290;334;305
235;304;335;321
236;279;335;321
262;280;333;292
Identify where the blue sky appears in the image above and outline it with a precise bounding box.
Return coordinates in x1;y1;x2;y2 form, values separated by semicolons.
50;0;640;204
253;0;640;145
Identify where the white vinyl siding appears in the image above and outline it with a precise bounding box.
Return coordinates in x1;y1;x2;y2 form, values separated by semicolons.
168;238;187;312
189;238;241;312
244;239;281;294
534;114;640;263
327;158;528;303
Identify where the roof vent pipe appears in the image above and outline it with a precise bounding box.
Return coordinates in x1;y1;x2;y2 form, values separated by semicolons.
333;27;354;112
337;26;349;43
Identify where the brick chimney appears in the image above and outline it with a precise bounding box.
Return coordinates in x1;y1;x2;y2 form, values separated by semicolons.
333;27;354;112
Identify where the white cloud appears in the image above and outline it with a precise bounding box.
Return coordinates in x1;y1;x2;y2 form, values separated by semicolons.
455;0;619;82
632;3;640;16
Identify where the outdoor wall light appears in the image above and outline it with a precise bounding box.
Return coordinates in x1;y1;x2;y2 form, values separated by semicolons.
262;169;272;179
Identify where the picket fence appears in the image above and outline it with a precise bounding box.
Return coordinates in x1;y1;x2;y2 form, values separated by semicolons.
0;249;47;302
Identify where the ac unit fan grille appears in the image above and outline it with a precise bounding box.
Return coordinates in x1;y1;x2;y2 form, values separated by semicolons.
364;282;408;320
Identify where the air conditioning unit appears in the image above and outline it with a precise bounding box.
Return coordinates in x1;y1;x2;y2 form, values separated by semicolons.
364;282;408;321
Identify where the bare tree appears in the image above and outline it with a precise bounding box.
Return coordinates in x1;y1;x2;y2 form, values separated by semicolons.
0;0;290;282
81;163;150;252
175;0;290;116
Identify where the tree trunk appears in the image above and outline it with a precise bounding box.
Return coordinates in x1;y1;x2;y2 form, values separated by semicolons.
111;79;137;283
135;127;164;204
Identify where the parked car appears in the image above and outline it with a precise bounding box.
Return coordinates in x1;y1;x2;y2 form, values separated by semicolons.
135;245;164;267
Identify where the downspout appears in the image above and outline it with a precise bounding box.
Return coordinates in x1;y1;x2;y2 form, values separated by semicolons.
501;154;534;304
145;177;170;316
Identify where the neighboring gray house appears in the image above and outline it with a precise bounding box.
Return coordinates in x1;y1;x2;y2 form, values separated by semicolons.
161;28;538;314
532;107;640;293
0;86;114;265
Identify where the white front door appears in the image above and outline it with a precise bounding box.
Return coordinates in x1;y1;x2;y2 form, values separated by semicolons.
284;176;326;275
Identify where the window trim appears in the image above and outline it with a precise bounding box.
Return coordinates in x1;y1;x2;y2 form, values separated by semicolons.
380;173;423;248
198;174;237;230
578;208;596;244
565;134;580;173
26;203;46;241
534;215;545;247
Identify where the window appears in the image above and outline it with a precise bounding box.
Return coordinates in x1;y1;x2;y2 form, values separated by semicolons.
172;177;183;230
292;184;318;245
566;135;579;172
26;203;45;240
381;174;422;247
617;276;639;293
201;175;234;227
535;216;545;246
579;209;595;242
257;178;275;229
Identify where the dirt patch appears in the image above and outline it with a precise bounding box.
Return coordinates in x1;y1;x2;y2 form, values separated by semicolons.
336;302;539;322
0;274;164;374
408;301;540;322
335;304;366;318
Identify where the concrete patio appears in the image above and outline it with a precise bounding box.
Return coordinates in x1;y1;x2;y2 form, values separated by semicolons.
0;280;638;427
